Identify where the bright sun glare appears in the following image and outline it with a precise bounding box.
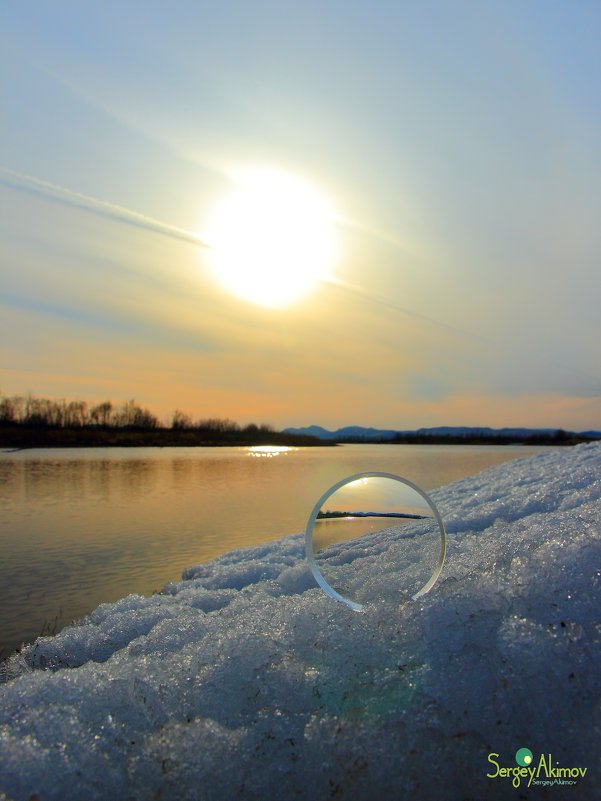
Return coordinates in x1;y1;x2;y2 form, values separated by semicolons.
206;168;338;307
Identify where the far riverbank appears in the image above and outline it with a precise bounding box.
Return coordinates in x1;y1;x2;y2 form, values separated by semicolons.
2;425;596;450
0;425;333;449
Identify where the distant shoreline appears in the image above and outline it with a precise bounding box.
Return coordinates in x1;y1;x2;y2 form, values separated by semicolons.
3;394;597;449
0;426;335;449
284;424;600;447
317;510;428;520
1;425;597;450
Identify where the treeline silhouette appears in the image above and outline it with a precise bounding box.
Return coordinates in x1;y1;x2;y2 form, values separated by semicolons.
388;430;574;445
0;393;327;448
0;394;159;430
328;430;589;446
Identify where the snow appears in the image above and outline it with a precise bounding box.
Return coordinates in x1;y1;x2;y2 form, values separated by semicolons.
1;443;600;800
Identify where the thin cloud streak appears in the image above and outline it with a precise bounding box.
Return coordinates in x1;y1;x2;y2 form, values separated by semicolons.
0;166;212;249
322;275;474;338
3;166;597;398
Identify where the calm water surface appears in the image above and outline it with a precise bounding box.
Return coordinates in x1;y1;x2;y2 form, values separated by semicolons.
0;444;551;656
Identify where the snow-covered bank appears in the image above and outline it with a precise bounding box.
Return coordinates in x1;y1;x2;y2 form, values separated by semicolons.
1;444;599;800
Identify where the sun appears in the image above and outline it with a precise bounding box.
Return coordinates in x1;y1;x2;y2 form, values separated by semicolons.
206;167;338;307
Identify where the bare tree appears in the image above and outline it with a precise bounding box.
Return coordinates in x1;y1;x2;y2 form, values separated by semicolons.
65;400;88;427
90;401;113;427
114;399;158;429
0;396;17;423
172;409;193;429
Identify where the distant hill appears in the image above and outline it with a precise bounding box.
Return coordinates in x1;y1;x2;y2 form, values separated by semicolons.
283;425;601;445
286;425;399;441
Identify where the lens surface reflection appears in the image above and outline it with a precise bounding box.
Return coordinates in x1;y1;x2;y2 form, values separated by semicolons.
306;473;445;609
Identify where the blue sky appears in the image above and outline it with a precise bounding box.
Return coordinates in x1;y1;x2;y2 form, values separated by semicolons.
1;1;600;429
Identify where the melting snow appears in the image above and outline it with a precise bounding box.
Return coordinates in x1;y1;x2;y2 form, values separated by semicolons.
0;443;599;799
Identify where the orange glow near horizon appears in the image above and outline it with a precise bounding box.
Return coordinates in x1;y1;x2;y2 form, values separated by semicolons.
2;359;598;433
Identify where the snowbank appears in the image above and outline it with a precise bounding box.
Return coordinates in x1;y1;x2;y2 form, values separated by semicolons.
1;444;599;800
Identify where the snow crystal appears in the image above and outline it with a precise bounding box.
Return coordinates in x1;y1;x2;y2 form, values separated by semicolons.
1;443;599;800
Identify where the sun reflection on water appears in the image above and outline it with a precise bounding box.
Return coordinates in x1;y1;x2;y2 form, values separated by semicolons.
247;445;294;458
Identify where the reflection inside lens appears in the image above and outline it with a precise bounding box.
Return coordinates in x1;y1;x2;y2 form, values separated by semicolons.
307;473;445;609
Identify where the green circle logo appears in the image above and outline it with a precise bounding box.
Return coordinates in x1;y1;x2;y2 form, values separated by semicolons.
515;748;533;767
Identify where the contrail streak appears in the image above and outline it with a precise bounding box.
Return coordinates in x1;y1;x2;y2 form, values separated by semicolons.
322;275;473;338
2;166;598;393
0;166;211;249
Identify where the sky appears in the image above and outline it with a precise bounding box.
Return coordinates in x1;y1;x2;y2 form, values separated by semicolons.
1;0;600;431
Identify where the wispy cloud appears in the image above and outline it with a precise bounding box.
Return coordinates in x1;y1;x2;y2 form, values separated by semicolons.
323;276;600;393
0;166;211;249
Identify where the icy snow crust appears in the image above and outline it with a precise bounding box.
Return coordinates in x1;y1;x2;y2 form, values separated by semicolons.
1;444;599;800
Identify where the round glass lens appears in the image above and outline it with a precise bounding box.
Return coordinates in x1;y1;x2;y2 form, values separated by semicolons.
305;472;446;610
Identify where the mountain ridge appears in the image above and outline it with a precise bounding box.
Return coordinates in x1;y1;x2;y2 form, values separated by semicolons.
283;424;601;443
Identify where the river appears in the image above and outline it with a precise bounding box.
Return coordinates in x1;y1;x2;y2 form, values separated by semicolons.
0;443;553;657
